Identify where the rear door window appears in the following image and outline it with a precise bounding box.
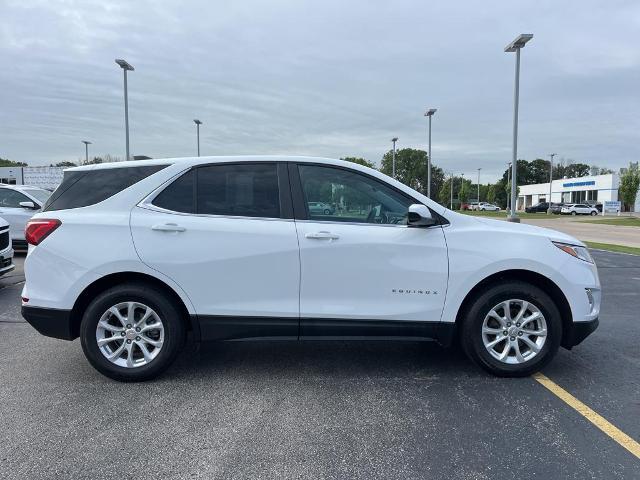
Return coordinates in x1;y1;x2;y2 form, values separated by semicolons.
44;165;168;211
196;163;280;218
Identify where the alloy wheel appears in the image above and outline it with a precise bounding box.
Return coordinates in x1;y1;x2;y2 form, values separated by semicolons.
96;302;165;368
481;299;547;365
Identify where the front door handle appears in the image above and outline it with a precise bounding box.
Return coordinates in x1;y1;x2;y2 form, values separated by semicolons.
305;231;340;240
152;223;186;232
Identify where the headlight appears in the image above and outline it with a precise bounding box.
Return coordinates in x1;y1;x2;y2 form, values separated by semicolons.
552;241;594;264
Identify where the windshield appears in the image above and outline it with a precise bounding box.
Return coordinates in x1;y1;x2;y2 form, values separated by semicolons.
23;188;52;203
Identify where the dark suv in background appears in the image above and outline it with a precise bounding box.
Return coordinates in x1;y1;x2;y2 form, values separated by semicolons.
525;202;562;213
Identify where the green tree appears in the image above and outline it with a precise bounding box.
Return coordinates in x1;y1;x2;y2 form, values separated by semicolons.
0;157;27;167
379;148;444;197
341;157;376;169
438;177;453;207
458;180;470;209
619;164;640;211
54;161;77;167
486;184;496;204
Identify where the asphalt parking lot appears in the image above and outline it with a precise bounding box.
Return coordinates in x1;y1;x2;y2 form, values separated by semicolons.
1;251;638;479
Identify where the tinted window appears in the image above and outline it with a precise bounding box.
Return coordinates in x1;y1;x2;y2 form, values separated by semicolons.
298;165;413;225
44;165;168;211
197;163;280;218
153;170;195;213
0;189;30;208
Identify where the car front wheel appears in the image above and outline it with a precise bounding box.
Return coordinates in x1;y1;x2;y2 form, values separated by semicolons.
460;281;562;377
591;211;597;216
571;211;577;215
80;283;185;381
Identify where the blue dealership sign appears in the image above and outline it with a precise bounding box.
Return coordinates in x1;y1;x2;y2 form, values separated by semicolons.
562;180;596;188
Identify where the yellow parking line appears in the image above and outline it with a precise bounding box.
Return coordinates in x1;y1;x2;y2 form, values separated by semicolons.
533;373;640;459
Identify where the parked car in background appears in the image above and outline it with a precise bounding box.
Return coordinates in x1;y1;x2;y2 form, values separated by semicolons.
0;217;15;277
550;203;564;214
22;156;600;382
561;204;598;216
477;202;500;211
0;185;52;249
468;202;479;211
526;202;564;214
308;202;335;215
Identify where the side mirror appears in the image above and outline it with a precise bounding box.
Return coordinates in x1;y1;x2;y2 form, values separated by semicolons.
19;201;37;210
408;204;437;227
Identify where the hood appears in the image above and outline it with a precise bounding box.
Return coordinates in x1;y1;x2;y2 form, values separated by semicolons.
471;216;583;246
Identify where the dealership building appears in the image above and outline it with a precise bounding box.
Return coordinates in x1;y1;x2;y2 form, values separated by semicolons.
0;166;64;190
518;173;639;212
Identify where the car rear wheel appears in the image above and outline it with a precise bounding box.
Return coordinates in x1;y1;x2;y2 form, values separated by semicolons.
324;209;330;215
80;283;185;382
460;281;562;377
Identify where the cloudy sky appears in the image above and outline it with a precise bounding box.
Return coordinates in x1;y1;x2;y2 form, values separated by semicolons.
1;0;638;179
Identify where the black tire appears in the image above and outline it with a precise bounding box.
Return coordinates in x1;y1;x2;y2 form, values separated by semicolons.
324;209;331;215
80;283;185;382
571;211;577;216
590;211;597;216
460;281;562;377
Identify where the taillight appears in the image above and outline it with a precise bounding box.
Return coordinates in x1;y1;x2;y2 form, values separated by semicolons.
25;219;61;246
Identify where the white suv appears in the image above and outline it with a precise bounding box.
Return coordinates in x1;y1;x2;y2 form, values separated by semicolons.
21;157;601;381
561;204;598;216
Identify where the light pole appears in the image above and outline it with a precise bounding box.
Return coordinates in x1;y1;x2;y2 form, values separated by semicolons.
504;33;533;222
391;137;398;179
81;140;91;164
194;119;202;156
424;108;437;198
547;153;556;214
115;59;135;161
477;167;482;204
506;162;512;210
460;173;465;209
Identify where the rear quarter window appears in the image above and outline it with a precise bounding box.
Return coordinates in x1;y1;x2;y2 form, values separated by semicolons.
43;165;168;211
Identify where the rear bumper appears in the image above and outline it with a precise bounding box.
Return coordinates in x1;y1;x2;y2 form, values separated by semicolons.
563;318;599;349
22;305;76;340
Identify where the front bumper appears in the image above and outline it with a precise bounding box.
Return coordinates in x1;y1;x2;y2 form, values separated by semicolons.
0;248;14;276
564;318;599;349
22;305;76;340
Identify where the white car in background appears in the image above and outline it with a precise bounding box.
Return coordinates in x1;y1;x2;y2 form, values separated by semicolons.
0;185;52;249
561;204;598;216
477;202;501;211
21;156;600;381
0;216;14;277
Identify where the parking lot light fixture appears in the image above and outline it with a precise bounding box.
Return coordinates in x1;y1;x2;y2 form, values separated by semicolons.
504;34;533;223
81;140;92;164
477;167;481;204
194;119;203;156
547;153;556;214
115;59;135;161
391;137;398;179
424;108;437;198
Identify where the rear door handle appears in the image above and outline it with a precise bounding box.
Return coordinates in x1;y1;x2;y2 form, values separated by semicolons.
152;223;186;232
305;231;340;240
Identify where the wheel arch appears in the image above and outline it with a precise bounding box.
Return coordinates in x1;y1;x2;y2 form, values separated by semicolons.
454;269;574;348
69;272;197;340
